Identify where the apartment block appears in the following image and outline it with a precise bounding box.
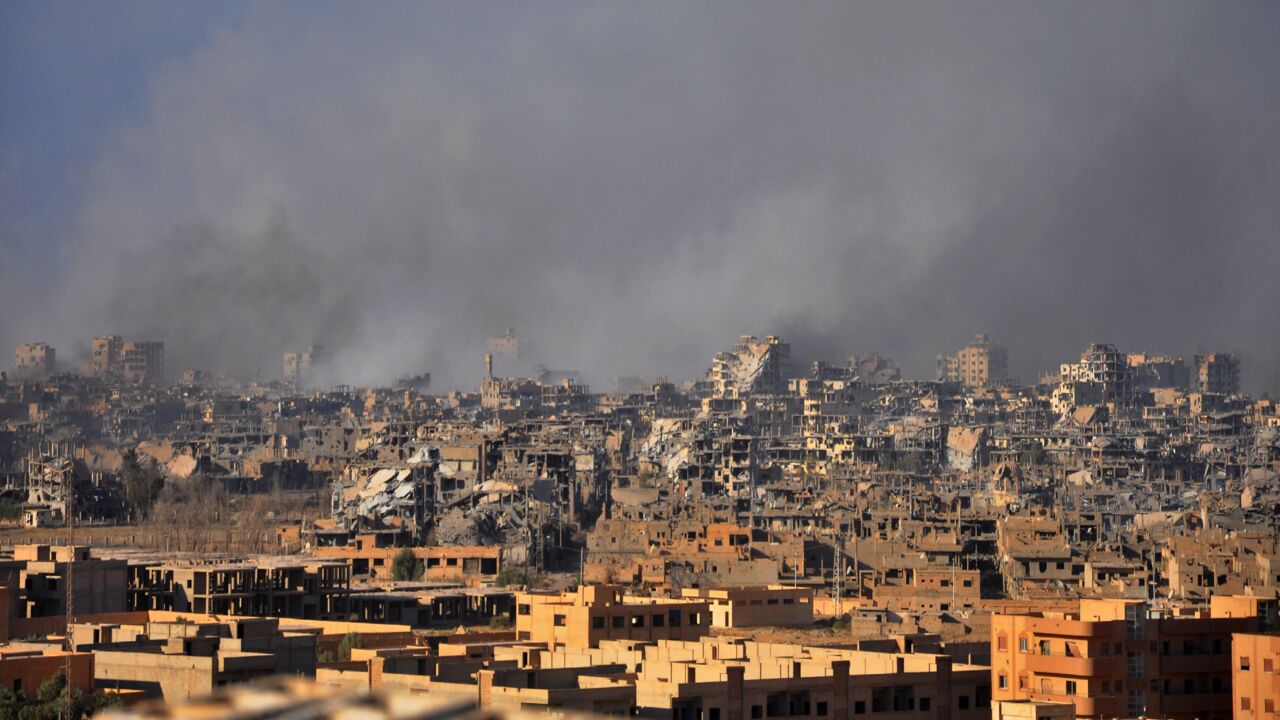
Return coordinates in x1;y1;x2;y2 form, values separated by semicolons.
13;343;55;379
991;597;1275;720
314;538;502;581
680;586;814;628
515;585;710;648
938;334;1009;387
0;545;129;619
1197;353;1242;396
87;335;164;383
129;560;350;620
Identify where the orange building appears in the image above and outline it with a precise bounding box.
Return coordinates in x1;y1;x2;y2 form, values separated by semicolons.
314;537;502;581
1232;632;1280;719
515;585;709;649
0;648;94;695
992;597;1275;720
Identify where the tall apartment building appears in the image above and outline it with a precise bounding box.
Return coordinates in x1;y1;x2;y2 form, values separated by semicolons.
283;344;332;387
1127;353;1190;391
1232;632;1280;719
1196;353;1242;395
938;333;1009;387
87;335;164;383
1058;344;1133;406
708;335;791;398
13;343;55;378
991;597;1276;720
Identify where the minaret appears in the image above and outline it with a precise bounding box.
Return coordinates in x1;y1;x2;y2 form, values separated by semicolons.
485;353;493;380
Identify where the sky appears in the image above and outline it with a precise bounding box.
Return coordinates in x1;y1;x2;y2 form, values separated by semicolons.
2;1;1279;392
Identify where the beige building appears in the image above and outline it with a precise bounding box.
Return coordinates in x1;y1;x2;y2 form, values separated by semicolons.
82;616;316;701
130;559;350;620
283;345;332;386
515;585;710;649
1196;352;1241;395
680;586;814;628
13;343;55;378
87;335;164;382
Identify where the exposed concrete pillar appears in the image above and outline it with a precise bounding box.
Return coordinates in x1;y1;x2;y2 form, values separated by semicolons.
368;656;385;691
831;660;850;720
935;656;952;720
726;665;745;720
477;668;495;708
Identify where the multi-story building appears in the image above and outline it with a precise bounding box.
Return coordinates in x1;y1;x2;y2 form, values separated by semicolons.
75;616;316;702
1196;353;1242;395
514;585;710;648
314;537;502;581
709;335;791;398
938;334;1009;387
129;559;350;620
1232;632;1280;719
0;544;129;618
991;597;1276;720
13;343;55;378
283;345;332;387
1058;344;1133;406
87;335;164;383
680;586;814;627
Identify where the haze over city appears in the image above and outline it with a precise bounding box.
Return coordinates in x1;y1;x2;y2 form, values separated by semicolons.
1;5;1279;720
3;2;1279;390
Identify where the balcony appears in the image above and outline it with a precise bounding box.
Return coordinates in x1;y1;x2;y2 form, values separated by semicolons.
1025;652;1124;676
1154;692;1231;714
1159;653;1227;674
1026;691;1123;717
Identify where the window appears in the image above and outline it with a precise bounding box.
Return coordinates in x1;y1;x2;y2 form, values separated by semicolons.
751;707;762;719
997;634;1008;651
1241;656;1251;671
1241;697;1251;712
998;675;1008;690
958;696;969;710
1019;637;1028;652
919;698;931;712
518;604;531;615
853;701;865;715
612;616;624;629
592;617;605;629
816;702;828;716
710;710;720;720
1039;640;1051;656
1264;699;1274;714
631;615;645;628
653;614;665;627
1065;681;1077;696
669;610;682;627
554;614;566;627
1264;659;1274;673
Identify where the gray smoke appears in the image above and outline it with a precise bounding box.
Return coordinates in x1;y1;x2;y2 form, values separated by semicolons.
3;2;1279;391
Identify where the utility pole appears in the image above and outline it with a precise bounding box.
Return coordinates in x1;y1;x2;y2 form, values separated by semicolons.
64;469;75;720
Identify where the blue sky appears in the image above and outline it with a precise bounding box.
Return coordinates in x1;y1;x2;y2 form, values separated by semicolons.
1;2;247;270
